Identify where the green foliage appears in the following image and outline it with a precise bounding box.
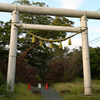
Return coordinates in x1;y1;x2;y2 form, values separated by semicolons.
0;84;7;95
0;22;10;82
71;47;100;79
36;74;42;81
0;71;6;85
13;0;31;5
0;47;8;61
51;17;74;27
90;47;100;79
0;71;13;98
0;21;10;60
0;84;43;100
0;83;14;98
0;21;11;46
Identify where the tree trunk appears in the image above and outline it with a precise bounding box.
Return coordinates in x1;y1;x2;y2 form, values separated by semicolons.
17;41;39;64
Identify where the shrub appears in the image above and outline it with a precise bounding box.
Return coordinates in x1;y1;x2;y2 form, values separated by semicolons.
0;59;8;80
46;50;83;83
0;71;6;86
45;58;72;82
0;71;13;97
16;61;38;83
0;59;39;84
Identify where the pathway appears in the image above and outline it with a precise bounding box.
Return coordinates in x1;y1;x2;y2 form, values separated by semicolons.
31;86;62;100
41;86;62;100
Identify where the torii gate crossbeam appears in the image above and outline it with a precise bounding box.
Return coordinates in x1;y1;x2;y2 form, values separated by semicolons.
0;3;100;19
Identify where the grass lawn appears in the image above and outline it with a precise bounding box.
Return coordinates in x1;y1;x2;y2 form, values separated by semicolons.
52;78;100;100
0;84;44;100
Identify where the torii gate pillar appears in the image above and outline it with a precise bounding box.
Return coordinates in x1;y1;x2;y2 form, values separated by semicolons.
7;9;19;92
81;16;92;95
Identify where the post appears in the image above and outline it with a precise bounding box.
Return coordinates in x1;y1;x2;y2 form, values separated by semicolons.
7;9;19;92
80;16;92;95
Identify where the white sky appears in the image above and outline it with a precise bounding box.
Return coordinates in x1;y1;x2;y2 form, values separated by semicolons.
0;0;100;50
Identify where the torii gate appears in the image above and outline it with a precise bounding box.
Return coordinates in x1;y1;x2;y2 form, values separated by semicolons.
1;3;100;95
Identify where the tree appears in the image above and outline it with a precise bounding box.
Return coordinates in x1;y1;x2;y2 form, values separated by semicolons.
13;0;74;77
12;0;74;61
0;21;11;60
72;47;100;79
45;50;82;82
45;47;83;82
68;49;83;78
45;47;70;82
0;0;74;82
90;47;100;79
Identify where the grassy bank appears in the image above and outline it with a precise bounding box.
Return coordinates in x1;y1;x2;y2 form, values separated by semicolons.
0;84;43;100
52;78;100;100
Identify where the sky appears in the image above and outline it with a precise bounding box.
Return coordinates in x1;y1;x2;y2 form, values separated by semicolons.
0;0;100;50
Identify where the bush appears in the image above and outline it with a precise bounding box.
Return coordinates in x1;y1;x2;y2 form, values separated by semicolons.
0;84;7;95
0;71;6;86
0;59;39;84
45;58;74;82
0;59;8;80
0;83;43;100
16;61;38;83
0;71;13;97
46;50;83;83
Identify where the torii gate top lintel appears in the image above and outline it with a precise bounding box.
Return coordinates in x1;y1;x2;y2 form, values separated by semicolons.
0;3;100;19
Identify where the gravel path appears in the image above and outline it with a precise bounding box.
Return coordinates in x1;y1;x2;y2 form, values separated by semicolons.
31;86;62;100
41;86;62;100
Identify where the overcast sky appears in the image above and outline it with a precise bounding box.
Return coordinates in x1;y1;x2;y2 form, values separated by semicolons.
0;0;100;50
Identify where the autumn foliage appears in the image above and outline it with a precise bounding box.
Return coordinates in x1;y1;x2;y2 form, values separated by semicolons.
45;49;83;82
0;59;38;83
16;62;38;83
45;59;73;82
0;48;83;84
0;59;7;79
